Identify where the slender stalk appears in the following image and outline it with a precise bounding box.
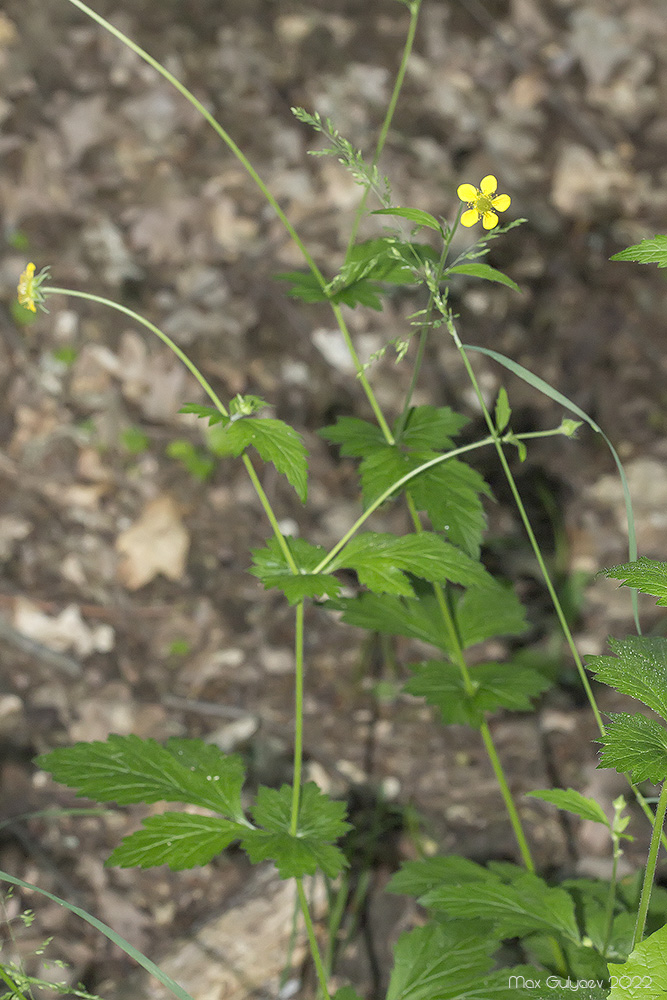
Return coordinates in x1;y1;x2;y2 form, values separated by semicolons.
44;287;300;574
296;877;331;1000
602;837;620;957
290;601;306;836
345;0;423;255
449;319;606;736
633;782;667;948
0;966;30;1000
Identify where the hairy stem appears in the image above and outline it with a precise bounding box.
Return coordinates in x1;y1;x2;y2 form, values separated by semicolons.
633;782;667;949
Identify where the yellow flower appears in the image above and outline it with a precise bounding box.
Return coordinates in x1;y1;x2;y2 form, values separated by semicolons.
457;175;511;230
17;261;50;313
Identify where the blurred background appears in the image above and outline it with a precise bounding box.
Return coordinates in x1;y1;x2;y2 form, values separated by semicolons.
1;0;667;994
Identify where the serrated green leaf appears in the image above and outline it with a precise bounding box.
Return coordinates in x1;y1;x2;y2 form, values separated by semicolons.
386;923;495;1000
241;782;351;879
330;531;493;597
35;735;246;818
424;871;581;942
331;591;449;650
108;813;246;870
602;558;667;606
319;416;386;457
611;235;667;268
526;788;610;827
608;920;667;999
249;537;340;604
495;386;511;432
405;659;551;728
274;270;330;304
208;417;308;501
387;855;495;898
455;581;529;647
395;405;469;450
371;207;443;232
446;262;521;293
178;403;227;426
598;713;667;783
588;636;667;720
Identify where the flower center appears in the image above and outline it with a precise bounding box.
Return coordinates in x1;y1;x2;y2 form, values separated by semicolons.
475;194;494;214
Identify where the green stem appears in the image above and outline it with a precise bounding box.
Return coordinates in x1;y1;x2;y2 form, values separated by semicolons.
450;321;606;736
290;601;306;836
63;0;393;460
296;877;331;1000
602;835;620;957
312;436;495;574
633;781;667;949
63;0;324;288
45;286;300;573
0;966;30;1000
345;0;422;256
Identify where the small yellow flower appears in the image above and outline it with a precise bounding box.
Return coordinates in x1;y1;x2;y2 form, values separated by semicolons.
17;261;50;313
457;175;511;230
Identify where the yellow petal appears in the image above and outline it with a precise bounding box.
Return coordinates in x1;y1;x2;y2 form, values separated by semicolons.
482;211;499;229
457;183;478;202
492;194;511;212
480;175;498;195
461;208;480;227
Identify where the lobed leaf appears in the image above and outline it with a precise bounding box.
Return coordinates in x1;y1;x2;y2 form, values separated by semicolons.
36;735;246;819
395;405;469;450
178;402;227;426
386;923;496;1000
405;659;551;728
602;557;667;606
608;920;667;999
598;713;667;784
250;536;340;604
208;417;308;501
241;782;351;879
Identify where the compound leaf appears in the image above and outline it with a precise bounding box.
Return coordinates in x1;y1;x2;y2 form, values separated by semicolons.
406;659;551;728
241;782;351;879
108;813;246;870
36;735;245;819
598;713;667;783
208;418;307;502
588;636;667;721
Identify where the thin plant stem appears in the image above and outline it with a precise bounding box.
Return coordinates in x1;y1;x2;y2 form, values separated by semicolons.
448;318;606;736
404;495;536;873
62;0;394;453
290;601;306;836
633;782;667;949
602;837;620;957
44;287;300;574
296;878;331;1000
0;966;30;1000
345;0;423;256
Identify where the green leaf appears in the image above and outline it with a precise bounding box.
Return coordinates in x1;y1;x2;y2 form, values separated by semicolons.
526;788;611;827
446;262;521;293
598;713;667;783
602;558;667;606
36;735;246;819
386;923;495;1000
424;870;581;943
495;386;511;433
455;581;529;648
241;782;351;879
588;636;667;720
330;531;492;596
331;591;450;650
332;990;364;1000
611;235;667;268
274;270;330;304
208;417;308;502
319;415;387;457
396;406;469;450
608;920;667;999
249;537;340;604
371;207;443;232
178;402;227;426
405;658;551;728
108;813;246;870
387;855;492;898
